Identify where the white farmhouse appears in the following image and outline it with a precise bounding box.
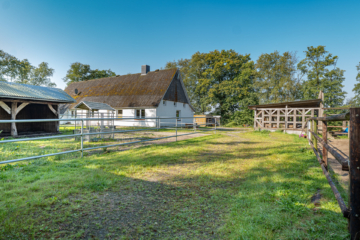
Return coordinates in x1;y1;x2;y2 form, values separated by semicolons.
60;65;195;127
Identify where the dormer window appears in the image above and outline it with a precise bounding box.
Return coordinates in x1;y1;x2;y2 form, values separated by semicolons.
174;102;177;107
163;100;166;106
183;103;186;108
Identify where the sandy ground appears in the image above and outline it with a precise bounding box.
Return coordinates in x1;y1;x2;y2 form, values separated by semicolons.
320;138;349;191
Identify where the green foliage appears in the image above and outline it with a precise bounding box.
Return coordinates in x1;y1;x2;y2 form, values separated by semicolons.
63;62;116;84
166;49;257;124
255;51;301;104
0;49;56;87
298;46;346;107
352;62;360;106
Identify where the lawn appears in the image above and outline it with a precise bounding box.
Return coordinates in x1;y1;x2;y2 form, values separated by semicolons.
0;130;349;239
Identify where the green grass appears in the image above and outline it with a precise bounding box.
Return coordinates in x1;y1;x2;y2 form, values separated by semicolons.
0;131;349;239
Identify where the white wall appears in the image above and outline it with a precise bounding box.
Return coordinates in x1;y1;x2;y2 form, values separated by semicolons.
156;100;194;127
61;101;194;128
114;108;157;127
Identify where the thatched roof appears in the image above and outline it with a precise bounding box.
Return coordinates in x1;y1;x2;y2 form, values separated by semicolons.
64;68;179;110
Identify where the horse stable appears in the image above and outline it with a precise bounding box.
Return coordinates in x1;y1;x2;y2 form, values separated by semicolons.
0;82;75;137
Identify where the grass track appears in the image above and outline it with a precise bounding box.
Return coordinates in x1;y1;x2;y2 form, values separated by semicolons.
0;130;349;239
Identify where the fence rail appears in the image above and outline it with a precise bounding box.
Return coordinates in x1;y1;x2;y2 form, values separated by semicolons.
0;116;217;165
305;109;360;239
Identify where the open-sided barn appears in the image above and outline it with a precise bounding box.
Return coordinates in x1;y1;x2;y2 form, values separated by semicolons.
0;82;75;137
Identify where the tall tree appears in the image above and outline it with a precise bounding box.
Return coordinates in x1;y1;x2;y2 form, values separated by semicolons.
0;50;19;82
298;45;346;107
63;62;116;84
14;59;33;85
352;62;360;106
166;50;257;123
255;51;301;104
0;49;57;87
29;62;56;87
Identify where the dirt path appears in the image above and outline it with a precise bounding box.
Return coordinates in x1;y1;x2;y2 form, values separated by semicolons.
321;138;349;190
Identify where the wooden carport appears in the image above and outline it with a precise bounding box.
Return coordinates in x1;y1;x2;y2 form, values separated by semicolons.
0;82;75;137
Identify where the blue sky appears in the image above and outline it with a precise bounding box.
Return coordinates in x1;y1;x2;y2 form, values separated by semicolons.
1;0;359;99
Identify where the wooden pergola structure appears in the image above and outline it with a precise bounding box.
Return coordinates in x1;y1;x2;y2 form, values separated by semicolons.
248;98;323;132
0;82;75;137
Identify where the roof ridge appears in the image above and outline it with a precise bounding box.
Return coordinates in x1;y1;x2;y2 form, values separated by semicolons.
68;68;176;85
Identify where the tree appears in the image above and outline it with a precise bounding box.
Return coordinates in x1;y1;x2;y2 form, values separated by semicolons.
14;59;33;85
0;49;57;87
29;62;56;87
255;51;301;104
352;62;360;106
63;62;116;84
0;50;19;82
298;46;346;107
166;50;257;123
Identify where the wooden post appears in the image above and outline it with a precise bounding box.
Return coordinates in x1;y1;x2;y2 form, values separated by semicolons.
322;114;328;170
285;105;288;133
11;102;17;137
314;120;318;151
55;105;60;132
293;109;296;130
349;108;360;239
254;109;256;129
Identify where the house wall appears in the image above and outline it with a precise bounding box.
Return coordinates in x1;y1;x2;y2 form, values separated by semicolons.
156;100;194;127
61;101;194;128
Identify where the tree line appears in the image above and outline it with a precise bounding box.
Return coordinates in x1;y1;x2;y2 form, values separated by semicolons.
0;49;116;87
1;47;359;125
166;46;360;125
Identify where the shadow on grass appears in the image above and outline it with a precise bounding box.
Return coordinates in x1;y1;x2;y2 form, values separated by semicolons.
0;132;350;239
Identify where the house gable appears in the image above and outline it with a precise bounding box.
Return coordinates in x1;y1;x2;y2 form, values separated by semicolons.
163;71;188;104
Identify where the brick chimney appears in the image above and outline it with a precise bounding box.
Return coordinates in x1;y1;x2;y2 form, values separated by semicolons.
141;65;150;75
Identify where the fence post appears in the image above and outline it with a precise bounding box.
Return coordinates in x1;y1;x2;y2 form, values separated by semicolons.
349;108;360;239
175;118;178;141
81;119;84;158
322;114;328;170
314;120;318;151
215;117;217;134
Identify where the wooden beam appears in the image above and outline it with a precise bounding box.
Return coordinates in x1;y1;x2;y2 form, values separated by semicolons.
0;98;61;105
48;104;58;116
16;103;29;115
11;102;17;137
0;101;11;114
55;106;60;132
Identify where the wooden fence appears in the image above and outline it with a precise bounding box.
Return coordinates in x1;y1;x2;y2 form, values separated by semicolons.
305;108;360;239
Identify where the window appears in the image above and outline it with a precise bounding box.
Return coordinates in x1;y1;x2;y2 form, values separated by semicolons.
176;110;180;118
174;102;177;107
163;100;166;106
136;109;146;119
183;103;186;108
141;109;145;118
118;110;123;118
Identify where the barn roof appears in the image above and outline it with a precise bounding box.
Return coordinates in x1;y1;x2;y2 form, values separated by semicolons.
64;68;179;109
73;101;115;111
248;99;322;109
0;82;75;103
